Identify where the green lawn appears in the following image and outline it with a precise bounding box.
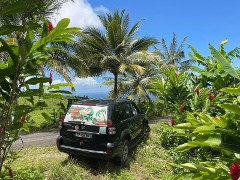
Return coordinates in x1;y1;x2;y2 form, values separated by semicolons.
11;123;177;180
18;97;68;124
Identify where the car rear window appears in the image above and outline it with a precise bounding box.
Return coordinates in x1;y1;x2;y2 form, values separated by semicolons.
64;105;108;126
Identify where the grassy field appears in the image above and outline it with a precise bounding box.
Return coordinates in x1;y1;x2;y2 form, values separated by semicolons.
18;97;68;124
11;123;177;180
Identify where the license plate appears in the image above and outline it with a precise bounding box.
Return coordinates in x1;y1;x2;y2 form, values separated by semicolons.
75;133;92;138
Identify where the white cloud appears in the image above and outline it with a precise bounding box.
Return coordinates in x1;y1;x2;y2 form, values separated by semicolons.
94;5;109;14
52;0;109;28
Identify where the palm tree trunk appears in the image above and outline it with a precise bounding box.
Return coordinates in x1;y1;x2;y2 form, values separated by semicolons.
114;73;118;99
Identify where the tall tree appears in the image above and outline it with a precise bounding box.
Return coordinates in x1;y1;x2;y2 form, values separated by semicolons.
157;32;195;71
75;9;159;98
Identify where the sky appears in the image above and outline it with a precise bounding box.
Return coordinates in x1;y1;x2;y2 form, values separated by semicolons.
48;0;240;98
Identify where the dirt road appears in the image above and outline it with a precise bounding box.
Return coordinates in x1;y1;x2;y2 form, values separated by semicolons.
11;118;170;150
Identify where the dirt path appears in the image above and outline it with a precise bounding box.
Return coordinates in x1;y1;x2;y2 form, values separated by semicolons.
11;118;170;150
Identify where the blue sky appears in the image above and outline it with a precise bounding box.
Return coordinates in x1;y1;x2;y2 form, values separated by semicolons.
50;0;240;98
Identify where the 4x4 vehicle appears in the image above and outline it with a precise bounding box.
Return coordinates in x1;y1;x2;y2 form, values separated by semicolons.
56;98;150;166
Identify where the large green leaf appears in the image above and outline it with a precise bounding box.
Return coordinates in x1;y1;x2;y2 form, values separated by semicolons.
220;88;240;94
174;123;199;130
188;45;206;61
180;163;216;173
218;104;240;115
49;18;70;36
193;125;215;133
61;27;82;34
0;25;23;35
47;83;74;90
25;77;51;85
1;0;27;14
208;44;239;79
25;51;52;62
174;143;196;152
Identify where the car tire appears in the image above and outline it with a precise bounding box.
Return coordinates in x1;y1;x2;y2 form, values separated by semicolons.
121;140;129;166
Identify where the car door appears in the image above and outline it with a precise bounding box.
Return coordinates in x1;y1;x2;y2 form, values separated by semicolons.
130;102;143;136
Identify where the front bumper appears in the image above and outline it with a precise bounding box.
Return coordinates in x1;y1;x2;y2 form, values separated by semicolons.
56;136;122;160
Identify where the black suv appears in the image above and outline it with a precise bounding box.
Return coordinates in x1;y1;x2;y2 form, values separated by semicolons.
56;98;150;166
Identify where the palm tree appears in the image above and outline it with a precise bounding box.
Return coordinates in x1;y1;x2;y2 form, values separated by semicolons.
74;9;159;98
157;32;195;71
101;64;158;102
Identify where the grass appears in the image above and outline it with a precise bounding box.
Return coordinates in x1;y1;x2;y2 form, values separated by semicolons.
11;123;177;180
18;97;68;124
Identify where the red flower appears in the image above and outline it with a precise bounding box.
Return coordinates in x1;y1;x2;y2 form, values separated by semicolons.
0;127;2;132
48;22;53;32
49;72;52;86
169;78;171;81
196;76;198;82
20;115;26;123
175;73;177;77
193;86;194;90
209;91;212;101
230;161;240;180
211;95;214;101
196;87;199;96
8;168;13;179
194;114;197;118
181;105;184;113
171;117;174;126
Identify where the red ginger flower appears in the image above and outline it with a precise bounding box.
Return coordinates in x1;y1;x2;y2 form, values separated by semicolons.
194;114;197;118
209;90;212;101
196;76;198;82
20;115;26;123
49;72;52;86
181;105;184;113
48;22;53;32
193;86;194;90
175;73;177;77
171;117;174;126
211;95;214;101
8;168;13;179
196;87;199;96
230;161;240;180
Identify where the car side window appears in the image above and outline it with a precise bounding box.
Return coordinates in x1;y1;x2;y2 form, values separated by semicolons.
111;103;124;123
124;103;134;119
130;103;139;116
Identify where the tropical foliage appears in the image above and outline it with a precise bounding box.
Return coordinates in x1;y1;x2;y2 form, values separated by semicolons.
0;0;79;178
150;39;240;179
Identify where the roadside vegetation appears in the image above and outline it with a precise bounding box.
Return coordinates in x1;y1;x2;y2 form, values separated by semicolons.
1;0;240;179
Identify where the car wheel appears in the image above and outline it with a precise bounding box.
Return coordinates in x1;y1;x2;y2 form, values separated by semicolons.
121;140;129;166
144;124;151;136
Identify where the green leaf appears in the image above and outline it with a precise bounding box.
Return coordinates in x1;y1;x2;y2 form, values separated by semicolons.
188;45;206;61
174;123;199;130
218;104;240;115
61;27;82;34
0;25;23;35
48;90;72;94
174;143;196;152
180;163;216;173
208;44;239;79
20;89;43;97
0;38;18;66
47;83;74;90
220;88;240;94
11;122;23;131
193;125;215;133
25;77;51;85
25;51;52;62
49;18;70;36
1;0;27;14
41;113;53;123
